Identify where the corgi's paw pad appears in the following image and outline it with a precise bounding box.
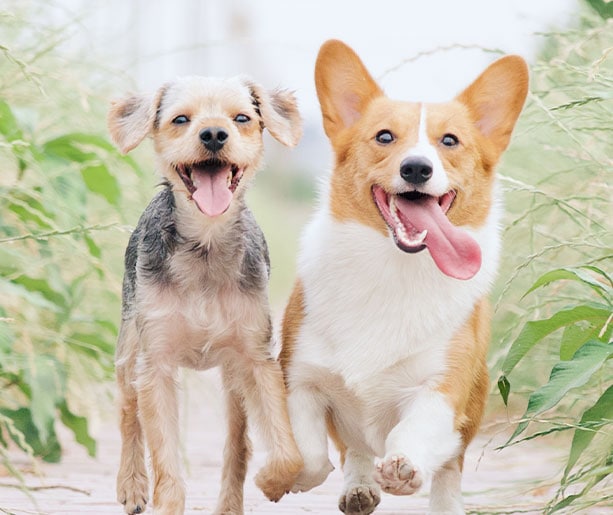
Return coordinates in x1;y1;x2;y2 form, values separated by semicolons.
374;454;422;496
290;458;334;493
339;485;381;514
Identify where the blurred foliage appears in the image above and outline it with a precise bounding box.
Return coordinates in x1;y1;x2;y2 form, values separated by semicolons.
0;0;611;512
0;2;145;473
491;4;612;512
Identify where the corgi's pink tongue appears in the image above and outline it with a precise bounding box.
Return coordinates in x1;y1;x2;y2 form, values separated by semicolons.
191;165;233;217
395;195;482;280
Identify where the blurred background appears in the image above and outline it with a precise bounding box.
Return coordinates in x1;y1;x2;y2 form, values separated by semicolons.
1;0;611;512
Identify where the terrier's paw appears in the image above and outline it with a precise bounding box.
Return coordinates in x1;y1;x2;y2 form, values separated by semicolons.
339;485;381;515
290;458;334;493
117;473;149;514
255;456;304;502
151;478;185;515
374;454;422;496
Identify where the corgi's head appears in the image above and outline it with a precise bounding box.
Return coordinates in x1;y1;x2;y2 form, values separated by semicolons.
315;40;528;280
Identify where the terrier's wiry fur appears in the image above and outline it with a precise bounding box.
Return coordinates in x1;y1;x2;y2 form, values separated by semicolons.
108;76;304;515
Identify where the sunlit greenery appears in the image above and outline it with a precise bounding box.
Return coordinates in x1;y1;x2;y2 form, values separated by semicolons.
0;1;610;512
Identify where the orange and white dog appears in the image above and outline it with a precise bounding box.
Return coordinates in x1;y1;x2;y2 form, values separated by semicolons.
280;40;528;514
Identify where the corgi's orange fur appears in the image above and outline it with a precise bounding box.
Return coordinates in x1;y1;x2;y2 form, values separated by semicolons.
280;40;528;514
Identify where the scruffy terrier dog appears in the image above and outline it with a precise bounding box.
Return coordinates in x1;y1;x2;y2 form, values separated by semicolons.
108;76;304;515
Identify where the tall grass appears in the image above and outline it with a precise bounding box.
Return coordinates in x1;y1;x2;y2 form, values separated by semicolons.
490;4;612;512
0;2;141;474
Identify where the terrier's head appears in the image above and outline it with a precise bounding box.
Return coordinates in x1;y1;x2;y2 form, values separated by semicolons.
108;76;302;217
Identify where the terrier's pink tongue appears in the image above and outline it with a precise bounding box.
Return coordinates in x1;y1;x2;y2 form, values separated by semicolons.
191;165;232;217
395;196;482;280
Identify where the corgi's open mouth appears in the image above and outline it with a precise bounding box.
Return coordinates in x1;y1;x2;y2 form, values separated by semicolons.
372;185;481;280
176;159;244;217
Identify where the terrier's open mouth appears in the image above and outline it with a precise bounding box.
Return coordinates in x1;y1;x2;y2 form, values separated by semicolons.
371;185;482;280
175;159;244;217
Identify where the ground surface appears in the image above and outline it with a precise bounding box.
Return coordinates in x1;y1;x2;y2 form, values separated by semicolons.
0;371;593;515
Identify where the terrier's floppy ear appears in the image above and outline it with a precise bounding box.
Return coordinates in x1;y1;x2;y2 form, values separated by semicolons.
248;82;303;147
456;55;529;155
107;86;167;154
315;39;383;139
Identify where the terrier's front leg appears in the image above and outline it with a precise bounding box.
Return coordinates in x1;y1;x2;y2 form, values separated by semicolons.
136;359;185;515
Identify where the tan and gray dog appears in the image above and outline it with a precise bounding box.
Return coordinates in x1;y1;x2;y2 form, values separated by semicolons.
108;76;304;515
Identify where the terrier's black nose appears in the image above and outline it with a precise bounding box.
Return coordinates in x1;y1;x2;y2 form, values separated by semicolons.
400;156;433;185
200;127;228;152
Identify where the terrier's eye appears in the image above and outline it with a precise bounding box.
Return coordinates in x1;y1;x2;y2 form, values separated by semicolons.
172;115;190;125
441;133;459;147
375;130;394;144
234;114;251;123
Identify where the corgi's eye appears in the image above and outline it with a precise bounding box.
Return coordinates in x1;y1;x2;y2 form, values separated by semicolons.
375;130;394;144
234;114;251;123
441;133;459;147
172;115;190;125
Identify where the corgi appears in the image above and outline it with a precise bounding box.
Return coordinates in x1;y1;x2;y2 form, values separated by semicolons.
280;40;528;514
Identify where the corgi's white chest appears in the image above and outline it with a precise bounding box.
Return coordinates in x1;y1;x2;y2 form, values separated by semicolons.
295;207;500;387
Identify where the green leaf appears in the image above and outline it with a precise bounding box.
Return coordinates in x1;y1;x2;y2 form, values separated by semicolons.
0;99;23;141
67;332;114;361
0;407;61;463
80;163;121;206
42;135;97;163
560;322;602;360
502;304;611;376
83;233;101;258
59;401;96;457
11;275;68;311
564;385;613;479
26;356;63;445
6;191;55;229
585;0;613;19
523;266;612;302
509;340;613;442
1;279;61;312
497;375;511;406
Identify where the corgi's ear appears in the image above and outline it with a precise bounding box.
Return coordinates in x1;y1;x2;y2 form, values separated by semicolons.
315;39;383;139
247;82;303;147
107;85;167;154
457;55;529;155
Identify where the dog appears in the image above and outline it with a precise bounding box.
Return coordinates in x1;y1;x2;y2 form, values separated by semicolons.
280;40;528;514
108;75;304;515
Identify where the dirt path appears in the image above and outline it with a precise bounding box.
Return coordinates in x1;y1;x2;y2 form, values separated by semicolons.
0;371;578;515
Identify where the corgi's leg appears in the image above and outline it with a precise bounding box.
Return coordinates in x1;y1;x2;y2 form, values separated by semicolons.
214;367;252;515
287;384;334;492
374;389;460;496
237;357;304;502
429;456;464;514
116;321;149;515
338;449;380;515
136;355;185;515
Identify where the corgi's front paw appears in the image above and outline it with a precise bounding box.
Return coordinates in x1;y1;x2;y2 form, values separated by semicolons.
339;484;381;515
291;457;334;493
374;454;422;495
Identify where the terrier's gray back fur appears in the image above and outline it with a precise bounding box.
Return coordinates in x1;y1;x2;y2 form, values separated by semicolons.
121;184;270;322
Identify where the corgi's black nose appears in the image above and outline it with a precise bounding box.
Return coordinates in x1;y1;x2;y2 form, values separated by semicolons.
200;127;228;152
400;156;433;184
